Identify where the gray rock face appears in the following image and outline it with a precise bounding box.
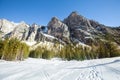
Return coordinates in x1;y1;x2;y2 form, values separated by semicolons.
48;17;70;43
63;12;120;45
64;12;94;31
0;19;17;39
26;24;59;43
10;21;29;40
0;19;65;45
0;19;16;34
63;12;95;44
26;24;38;42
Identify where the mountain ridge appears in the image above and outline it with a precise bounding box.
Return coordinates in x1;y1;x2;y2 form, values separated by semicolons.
0;12;120;46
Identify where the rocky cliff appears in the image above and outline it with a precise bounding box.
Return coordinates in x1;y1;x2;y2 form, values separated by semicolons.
47;17;70;43
64;12;120;45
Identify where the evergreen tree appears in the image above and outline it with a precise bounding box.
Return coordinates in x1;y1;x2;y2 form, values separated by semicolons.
1;38;29;61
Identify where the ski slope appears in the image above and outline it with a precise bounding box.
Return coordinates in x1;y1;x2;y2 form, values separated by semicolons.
0;57;120;80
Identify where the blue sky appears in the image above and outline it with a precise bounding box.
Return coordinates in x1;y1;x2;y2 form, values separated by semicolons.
0;0;120;26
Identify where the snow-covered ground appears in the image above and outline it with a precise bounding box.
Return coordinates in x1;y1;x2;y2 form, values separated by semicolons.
0;57;120;80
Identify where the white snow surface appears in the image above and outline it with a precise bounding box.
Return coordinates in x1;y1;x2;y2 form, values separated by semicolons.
22;41;37;46
0;57;120;80
41;33;55;39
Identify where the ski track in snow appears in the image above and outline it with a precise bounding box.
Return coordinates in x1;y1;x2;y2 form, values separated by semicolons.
0;57;120;80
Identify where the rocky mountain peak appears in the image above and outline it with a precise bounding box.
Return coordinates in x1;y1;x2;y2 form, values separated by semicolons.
47;17;70;43
63;12;89;30
67;11;86;21
47;17;62;28
51;17;59;22
0;19;17;35
64;12;93;31
0;19;17;26
63;12;99;44
69;11;79;17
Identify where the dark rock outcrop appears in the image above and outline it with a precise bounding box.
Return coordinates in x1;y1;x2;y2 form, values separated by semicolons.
63;12;94;44
26;23;38;42
47;17;70;43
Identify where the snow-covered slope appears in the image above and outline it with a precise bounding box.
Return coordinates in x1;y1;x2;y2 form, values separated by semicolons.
0;19;17;34
0;57;120;80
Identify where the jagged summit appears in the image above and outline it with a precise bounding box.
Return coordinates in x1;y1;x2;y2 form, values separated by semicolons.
0;19;17;34
63;12;89;30
51;17;60;22
69;11;79;17
69;11;84;18
67;11;86;21
48;17;62;27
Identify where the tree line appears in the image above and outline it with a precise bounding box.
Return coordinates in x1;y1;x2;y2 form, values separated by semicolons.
0;38;120;61
30;41;120;60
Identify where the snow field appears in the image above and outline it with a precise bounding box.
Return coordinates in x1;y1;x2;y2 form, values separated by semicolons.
0;57;120;80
